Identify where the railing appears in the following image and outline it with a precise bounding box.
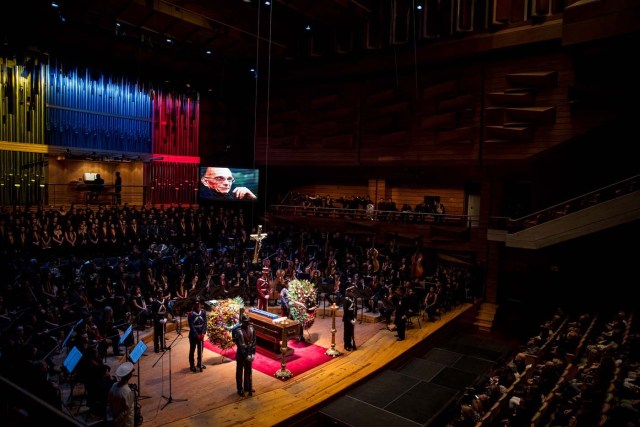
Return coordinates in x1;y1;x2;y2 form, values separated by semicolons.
46;183;147;207
0;375;84;427
269;204;480;227
18;183;200;208
489;174;639;233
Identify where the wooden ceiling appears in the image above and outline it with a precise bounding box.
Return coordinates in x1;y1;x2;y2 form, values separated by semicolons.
3;0;394;86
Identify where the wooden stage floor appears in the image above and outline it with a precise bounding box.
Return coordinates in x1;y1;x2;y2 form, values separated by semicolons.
64;302;475;426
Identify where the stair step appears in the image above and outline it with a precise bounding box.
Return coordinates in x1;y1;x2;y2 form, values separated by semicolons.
506;71;558;89
488;91;536;106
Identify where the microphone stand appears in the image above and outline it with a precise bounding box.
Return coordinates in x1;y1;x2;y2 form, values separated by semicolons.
153;332;187;410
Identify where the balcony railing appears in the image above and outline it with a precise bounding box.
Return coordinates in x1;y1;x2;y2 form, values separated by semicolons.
489;174;639;233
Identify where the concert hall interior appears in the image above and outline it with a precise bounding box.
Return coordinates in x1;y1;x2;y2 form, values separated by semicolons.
1;1;639;427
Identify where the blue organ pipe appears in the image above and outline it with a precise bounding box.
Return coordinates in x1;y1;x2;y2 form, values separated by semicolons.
45;65;152;152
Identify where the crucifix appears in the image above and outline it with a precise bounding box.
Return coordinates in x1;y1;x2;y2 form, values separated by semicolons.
250;225;268;264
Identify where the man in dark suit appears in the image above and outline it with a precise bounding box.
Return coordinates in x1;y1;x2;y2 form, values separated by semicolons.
342;286;357;351
393;286;408;341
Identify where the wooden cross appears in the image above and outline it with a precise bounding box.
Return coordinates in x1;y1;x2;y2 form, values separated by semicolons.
250;225;268;264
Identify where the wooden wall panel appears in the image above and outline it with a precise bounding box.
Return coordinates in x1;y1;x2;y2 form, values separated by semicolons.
48;158;144;206
482;52;590;163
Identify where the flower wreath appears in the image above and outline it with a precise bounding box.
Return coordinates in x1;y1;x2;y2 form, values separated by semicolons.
287;279;318;331
206;296;244;350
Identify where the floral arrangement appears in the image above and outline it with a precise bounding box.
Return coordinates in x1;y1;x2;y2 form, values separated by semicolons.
206;296;244;350
287;279;318;331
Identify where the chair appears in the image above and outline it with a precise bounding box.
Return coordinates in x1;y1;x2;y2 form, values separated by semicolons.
407;308;421;329
406;288;422;329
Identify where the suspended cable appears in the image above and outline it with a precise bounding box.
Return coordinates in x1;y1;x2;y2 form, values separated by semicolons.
412;0;419;98
263;1;274;218
250;0;273;229
251;1;262;231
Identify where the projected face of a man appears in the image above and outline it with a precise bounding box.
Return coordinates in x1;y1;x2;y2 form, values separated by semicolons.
201;167;235;194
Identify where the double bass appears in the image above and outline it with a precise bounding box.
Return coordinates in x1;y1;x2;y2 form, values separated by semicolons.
368;247;380;273
273;268;287;300
411;251;424;278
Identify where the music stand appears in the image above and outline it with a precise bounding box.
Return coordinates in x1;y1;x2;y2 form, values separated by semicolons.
63;346;83;406
61;326;76;355
130;340;150;400
63;346;83;374
120;324;133;360
60;318;84;354
152;332;186;410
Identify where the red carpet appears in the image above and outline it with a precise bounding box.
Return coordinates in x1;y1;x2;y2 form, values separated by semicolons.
203;339;335;380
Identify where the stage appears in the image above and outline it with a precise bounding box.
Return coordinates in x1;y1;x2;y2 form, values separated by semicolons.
61;302;477;426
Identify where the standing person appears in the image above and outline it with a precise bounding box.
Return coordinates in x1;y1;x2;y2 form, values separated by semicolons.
232;312;256;397
114;171;122;205
394;286;408;341
256;266;270;311
435;202;446;223
247;269;258;306
106;361;135;427
280;282;290;318
151;288;167;353
199;167;257;200
342;286;357;351
188;299;207;372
